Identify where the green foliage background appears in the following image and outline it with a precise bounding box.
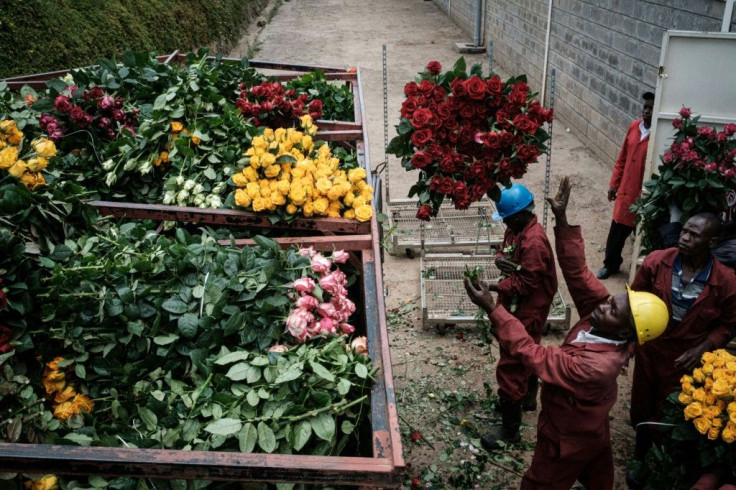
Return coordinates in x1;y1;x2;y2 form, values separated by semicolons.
0;0;267;79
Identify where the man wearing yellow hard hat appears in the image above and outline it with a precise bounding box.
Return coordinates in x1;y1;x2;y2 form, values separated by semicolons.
464;176;668;490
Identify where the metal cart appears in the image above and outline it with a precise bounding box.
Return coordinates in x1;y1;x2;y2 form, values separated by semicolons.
420;252;571;332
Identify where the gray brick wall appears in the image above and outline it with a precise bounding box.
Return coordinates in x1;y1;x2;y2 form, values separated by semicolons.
434;0;736;168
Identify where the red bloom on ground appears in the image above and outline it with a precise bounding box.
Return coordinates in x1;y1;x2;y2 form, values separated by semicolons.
456;332;464;340
426;60;442;75
411;476;422;489
410;431;423;443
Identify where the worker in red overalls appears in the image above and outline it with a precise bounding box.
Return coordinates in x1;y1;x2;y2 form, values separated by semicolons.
465;177;669;490
597;92;655;280
480;183;558;450
627;212;736;489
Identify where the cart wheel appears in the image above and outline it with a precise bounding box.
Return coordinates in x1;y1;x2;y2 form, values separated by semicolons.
405;248;416;259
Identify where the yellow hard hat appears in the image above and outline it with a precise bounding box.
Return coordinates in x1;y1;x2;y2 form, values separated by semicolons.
627;286;669;344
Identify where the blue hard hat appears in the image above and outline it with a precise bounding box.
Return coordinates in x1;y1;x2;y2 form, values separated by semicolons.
492;183;534;221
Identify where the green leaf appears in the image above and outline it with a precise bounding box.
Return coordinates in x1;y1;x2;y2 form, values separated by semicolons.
452;56;467;74
162;298;188;314
226;362;250;381
309;360;335;382
63;433;93;446
138;407;158;431
397;118;413;136
153;93;168;111
238;422;258;452
74;364;86;379
182;419;200;442
177;313;199;338
341;420;355;434
291;420;312;451
355;363;368;379
246;390;260;407
276;154;297;164
204;417;242;436
275;364;303;384
245;365;262;384
336;378;351;396
215;351;249;365
310;413;335;442
153;333;179;345
257;422;277;453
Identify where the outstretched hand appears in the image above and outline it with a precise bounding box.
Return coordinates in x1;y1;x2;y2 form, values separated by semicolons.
463;277;496;313
545;176;572;227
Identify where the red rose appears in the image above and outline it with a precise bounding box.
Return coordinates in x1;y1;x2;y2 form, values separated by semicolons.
458;125;474;144
463;76;487;100
411;108;434;129
439;154;457;174
415;95;428;106
435;102;451;122
410;128;433;147
672;118;683;129
432;86;447;103
418;80;435;96
54;95;72;113
78;113;93;127
512;114;537;134
679;107;691;118
513;81;530;94
543;108;554;123
411;150;432;169
483;131;502;149
517;144;540;163
0;326;12;354
416;204;433;221
69;106;85;121
308;99;323;118
443;117;460;131
724;123;736;136
426;60;442;75
89;86;104;99
404;82;419;97
411;476;422;490
453;180;468;198
508;91;526;105
450;77;467;96
429;174;442;190
458;103;475;120
496;110;510;126
486;75;503;94
401;98;418;118
438;177;454;195
111;109;126;122
697;126;716;140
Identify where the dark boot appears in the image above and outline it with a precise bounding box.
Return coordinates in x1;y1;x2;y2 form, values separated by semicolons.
481;398;521;451
521;375;538;412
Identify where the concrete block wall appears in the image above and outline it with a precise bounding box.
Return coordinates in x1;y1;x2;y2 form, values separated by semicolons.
434;0;736;168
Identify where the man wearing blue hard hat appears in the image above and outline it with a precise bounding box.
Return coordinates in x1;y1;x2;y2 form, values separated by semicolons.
481;182;558;450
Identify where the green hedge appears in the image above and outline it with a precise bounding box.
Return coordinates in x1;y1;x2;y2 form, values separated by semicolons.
0;0;267;79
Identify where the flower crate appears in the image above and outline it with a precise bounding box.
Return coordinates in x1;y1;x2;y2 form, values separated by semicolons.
0;218;404;487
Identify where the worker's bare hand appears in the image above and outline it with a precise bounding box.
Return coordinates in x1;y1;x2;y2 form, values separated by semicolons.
495;257;519;275
674;340;714;372
607;187;618;202
546;176;572;226
463;277;496;313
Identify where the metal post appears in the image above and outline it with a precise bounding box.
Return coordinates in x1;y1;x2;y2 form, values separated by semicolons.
542;68;556;231
382;44;390;203
473;0;483;47
723;0;735;32
488;40;494;74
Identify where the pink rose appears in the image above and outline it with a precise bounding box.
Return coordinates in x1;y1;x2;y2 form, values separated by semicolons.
724;123;736;136
317;302;338;319
317;317;338;335
98;96;115;111
672;118;683;129
311;254;332;275
705;162;717;172
350;335;368;355
341;323;356;335
294;277;316;294
112;109;125;122
319;272;343;295
724;169;735;178
332;250;349;264
97;117;112;129
89;86;104;99
298;247;316;257
679;107;691;119
69;106;85;121
286;308;313;341
297;295;319;310
268;344;289;353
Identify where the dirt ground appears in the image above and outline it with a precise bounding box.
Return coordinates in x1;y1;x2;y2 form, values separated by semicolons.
229;1;637;487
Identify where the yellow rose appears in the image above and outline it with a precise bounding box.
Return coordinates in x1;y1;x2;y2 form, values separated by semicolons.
360;189;373;202
355;204;373;222
8;159;27;178
271;191;286;207
54;385;77;403
0;146;18;169
252;197;267;212
705;393;717;406
70;394;94;414
684;401;703;420
718;349;736;362
703;363;715;375
289;185;307;206
252;135;267;149
693;416;711;435
344;192;355;207
713;368;729;380
250;155;261;169
315;177;332;194
726;362;736;373
702;352;717;364
313;197;329;215
234;189;251;208
705;377;714;390
712;378;733;399
190;134;201;145
289;130;303;144
678;392;693;405
243;167;258;182
327;186;345;201
693;368;705;383
286;204;298;214
264;164;281;179
171;121;184;132
352;195;367;209
32;138;57;157
24;475;58;490
232;173;248;187
300;114;313;129
7;128;22;146
682;382;694;395
348;168;367;184
705;405;723;419
301;135;313;152
728;402;736;414
722;426;736;443
0;119;17;134
276;179;290;195
303;200;314;217
712;416;724;428
730;411;736;425
53;401;75;421
20;172;41;190
246;182;260;199
708;427;720;440
261;152;276;166
343;209;356;220
292;167;306;179
693;388;707;402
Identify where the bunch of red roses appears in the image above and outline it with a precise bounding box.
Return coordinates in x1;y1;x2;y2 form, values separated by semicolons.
387;59;552;221
235;81;323;128
633;107;736;252
40;86;139;142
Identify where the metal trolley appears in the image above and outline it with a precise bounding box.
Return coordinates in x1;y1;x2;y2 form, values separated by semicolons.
420;253;571;332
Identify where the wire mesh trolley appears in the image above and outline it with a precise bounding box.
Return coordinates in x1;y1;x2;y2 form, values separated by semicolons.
420;253;571;332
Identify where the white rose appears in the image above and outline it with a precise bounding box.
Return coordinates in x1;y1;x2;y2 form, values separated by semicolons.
163;192;174;205
193;195;205;206
139;161;153;175
209;196;222;208
212;182;225;194
105;172;117;186
184;180;196;191
193;184;204;195
176;176;185;186
102;159;115;171
177;190;189;203
123;159;137;171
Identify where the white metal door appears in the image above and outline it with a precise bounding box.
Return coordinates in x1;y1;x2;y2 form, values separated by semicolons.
629;30;736;279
